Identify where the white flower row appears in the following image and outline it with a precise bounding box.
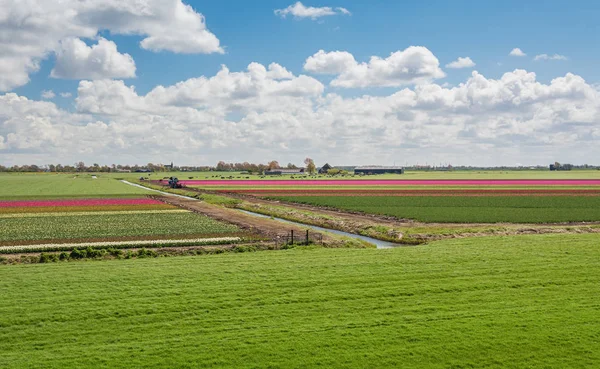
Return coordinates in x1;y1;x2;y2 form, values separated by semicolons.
0;237;242;253
0;209;190;218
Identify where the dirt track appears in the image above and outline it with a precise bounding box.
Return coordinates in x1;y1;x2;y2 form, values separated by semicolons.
156;196;335;242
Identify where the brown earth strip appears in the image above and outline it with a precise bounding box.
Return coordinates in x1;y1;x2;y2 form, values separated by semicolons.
155;196;335;243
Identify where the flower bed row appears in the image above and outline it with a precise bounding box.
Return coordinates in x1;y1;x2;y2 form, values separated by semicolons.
180;179;600;186
0;209;190;219
0;237;243;254
227;189;600;197
0;198;164;208
0;203;178;214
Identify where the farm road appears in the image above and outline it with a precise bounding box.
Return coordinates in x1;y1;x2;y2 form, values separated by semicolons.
156;196;335;242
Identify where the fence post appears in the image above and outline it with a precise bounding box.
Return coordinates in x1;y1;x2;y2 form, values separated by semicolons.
306;230;309;245
291;230;294;245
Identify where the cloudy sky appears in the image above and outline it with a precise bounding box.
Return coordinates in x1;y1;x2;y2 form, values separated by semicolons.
1;0;599;166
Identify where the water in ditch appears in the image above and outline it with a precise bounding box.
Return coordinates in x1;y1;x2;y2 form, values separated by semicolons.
238;209;401;249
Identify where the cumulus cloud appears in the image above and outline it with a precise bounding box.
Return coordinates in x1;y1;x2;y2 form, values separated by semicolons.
445;57;476;69
60;92;73;98
509;48;526;57
76;62;324;116
304;50;357;74
51;38;136;80
534;54;568;61
304;47;446;88
0;0;223;91
2;62;599;166
275;2;351;19
41;90;56;99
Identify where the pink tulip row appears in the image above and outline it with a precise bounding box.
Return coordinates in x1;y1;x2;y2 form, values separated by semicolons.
179;179;600;186
0;198;163;208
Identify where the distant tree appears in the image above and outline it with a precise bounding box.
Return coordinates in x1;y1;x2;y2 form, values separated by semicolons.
268;161;280;170
216;161;227;171
76;161;86;172
304;157;316;175
286;163;298;169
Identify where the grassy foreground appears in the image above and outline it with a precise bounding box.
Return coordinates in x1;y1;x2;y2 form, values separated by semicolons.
1;234;599;368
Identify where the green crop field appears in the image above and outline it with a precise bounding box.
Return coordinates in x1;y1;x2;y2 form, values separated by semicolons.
0;173;151;198
1;233;599;368
273;196;600;223
0;212;242;245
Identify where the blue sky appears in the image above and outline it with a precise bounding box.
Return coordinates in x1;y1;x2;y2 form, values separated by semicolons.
14;0;600;104
1;0;600;166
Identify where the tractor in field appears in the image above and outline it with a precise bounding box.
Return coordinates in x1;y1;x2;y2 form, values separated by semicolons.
168;177;183;189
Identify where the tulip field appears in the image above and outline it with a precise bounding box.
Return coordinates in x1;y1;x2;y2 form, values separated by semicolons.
177;178;600;223
0;195;245;253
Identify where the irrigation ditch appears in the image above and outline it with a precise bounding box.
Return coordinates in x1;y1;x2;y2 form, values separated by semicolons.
123;180;407;248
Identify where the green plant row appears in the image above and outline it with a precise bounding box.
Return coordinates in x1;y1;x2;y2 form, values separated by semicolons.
272;195;600;223
0;238;244;254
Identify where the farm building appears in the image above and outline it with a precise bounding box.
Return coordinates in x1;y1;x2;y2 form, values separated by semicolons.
354;166;404;175
265;168;306;175
319;163;333;174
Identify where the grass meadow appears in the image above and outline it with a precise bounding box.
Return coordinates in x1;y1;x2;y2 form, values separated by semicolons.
1;233;599;368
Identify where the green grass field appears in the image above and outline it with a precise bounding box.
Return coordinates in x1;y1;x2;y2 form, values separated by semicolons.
1;233;599;368
274;196;600;223
0;173;151;198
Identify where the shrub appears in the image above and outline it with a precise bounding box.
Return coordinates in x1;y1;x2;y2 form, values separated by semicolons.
85;246;106;258
39;253;59;263
107;248;123;257
136;248;157;258
59;252;69;261
232;245;257;253
70;248;87;259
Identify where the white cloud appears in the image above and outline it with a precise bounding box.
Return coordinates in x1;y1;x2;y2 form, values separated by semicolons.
266;63;294;80
304;50;357;74
304;47;446;88
509;48;526;57
336;7;352;15
2;62;598;166
445;57;476;69
275;2;351;19
76;63;324;116
60;92;73;98
0;0;223;91
534;54;568;61
41;90;56;99
51;38;136;80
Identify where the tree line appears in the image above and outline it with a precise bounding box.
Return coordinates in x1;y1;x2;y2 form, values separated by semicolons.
0;158;318;174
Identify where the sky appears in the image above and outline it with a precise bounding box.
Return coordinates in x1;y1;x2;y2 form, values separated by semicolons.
1;0;599;167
